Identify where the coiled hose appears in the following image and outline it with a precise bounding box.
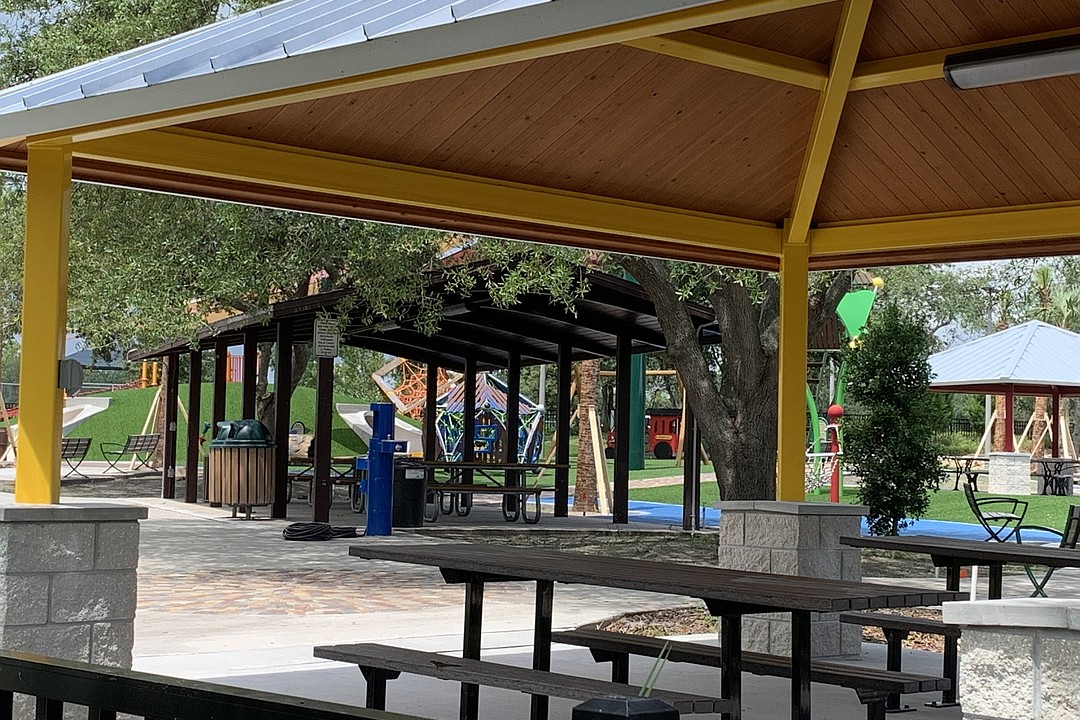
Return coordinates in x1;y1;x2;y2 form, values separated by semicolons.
282;522;362;541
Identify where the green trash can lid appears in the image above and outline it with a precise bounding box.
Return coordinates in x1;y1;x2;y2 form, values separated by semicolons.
210;419;275;447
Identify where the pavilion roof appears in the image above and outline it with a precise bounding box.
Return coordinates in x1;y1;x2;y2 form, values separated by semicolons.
929;320;1080;396
2;0;1080;269
132;269;718;371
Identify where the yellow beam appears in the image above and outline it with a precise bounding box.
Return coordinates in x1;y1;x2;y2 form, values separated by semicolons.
15;144;72;504
850;26;1080;92
786;0;873;245
33;0;836;145
74;128;782;257
625;31;826;90
810;202;1080;256
775;231;810;502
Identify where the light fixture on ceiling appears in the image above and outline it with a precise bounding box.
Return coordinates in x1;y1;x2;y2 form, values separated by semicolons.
943;33;1080;90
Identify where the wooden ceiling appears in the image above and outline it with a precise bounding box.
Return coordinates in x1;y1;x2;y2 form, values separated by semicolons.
11;0;1080;269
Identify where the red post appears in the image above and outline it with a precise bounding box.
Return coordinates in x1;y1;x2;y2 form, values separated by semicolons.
1004;386;1015;452
827;404;844;503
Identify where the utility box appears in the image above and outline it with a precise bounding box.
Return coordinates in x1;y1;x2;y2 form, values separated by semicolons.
207;419;275;519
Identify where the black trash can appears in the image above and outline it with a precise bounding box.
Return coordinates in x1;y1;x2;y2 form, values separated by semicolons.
392;460;428;528
207;420;275;519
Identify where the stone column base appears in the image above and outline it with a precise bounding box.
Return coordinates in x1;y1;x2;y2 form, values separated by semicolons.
0;503;147;667
716;501;867;657
987;452;1032;495
944;598;1080;720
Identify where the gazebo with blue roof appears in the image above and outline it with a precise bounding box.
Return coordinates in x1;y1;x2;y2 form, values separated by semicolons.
929;320;1080;457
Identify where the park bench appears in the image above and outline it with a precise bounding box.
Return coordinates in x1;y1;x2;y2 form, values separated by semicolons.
425;483;553;523
100;433;160;472
553;627;950;720
839;611;961;709
314;643;731;717
60;437;92;479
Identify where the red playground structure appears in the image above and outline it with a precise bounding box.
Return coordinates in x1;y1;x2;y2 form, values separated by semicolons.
605;407;682;460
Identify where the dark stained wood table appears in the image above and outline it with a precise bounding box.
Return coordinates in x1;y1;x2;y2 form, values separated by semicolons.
841;534;1080;599
348;542;962;720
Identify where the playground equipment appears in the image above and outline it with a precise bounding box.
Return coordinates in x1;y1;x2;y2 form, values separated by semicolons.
371;357;454;419
437;373;544;463
804;276;882;496
1;396;112;461
605;407;682;460
336;403;425;455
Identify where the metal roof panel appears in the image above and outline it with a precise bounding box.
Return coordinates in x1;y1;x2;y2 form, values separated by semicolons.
930;320;1080;389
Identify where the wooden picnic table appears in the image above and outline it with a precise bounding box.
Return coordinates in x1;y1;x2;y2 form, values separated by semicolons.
346;542;961;720
840;534;1080;599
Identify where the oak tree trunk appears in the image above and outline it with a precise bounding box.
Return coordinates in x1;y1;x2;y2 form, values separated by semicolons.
619;256;849;501
573;359;600;512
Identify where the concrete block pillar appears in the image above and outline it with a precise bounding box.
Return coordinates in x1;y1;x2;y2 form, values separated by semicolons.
716;501;867;657
0;504;147;667
943;598;1080;720
987;452;1032;495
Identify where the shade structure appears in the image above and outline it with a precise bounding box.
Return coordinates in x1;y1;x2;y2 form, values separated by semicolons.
929;321;1080;397
7;0;1080;502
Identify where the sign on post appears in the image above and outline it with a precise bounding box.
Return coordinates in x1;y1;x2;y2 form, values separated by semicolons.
313;319;341;358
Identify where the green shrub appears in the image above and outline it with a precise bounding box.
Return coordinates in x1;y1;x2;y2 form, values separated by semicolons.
843;302;945;535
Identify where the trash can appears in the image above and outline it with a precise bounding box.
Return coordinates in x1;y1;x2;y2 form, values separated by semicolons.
207;420;275;519
392;460;428;528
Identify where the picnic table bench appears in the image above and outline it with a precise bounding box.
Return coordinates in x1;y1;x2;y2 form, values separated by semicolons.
345;542;963;720
60;437;92;478
100;433;160;472
416;460;564;523
314;643;731;716
838;612;960;709
553;627;949;720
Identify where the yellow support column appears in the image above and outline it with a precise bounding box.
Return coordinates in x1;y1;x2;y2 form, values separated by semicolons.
775;236;810;501
15;144;72;504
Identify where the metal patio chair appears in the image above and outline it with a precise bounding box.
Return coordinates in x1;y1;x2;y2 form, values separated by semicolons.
1015;505;1080;597
964;482;1028;542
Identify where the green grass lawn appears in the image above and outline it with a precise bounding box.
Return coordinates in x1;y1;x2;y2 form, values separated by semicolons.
73;384;368;461
628;483;1080;532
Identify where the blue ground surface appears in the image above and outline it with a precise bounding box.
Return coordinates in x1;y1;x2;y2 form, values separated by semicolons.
555;497;1062;542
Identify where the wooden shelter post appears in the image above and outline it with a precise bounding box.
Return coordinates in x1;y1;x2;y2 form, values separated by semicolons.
185;349;202;504
1005;385;1015;452
555;345;572;518
614;336;631;524
272;320;293;519
14;144;71;504
209;339;228;505
424;363;438;461
1052;388;1062;457
212;339;228;428
462;358;477;484
505;350;522;513
162;353;180;500
776;240;811;501
242;329;258;418
313;356;334;522
682;403;701;531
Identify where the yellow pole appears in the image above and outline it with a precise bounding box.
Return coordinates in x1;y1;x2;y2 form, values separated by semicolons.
775;235;810;501
15;143;72;504
151;361;159;387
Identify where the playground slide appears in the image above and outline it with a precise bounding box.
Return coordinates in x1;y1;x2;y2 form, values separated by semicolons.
2;397;112;460
336;403;424;455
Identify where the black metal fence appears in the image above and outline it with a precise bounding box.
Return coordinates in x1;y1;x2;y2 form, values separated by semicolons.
0;651;421;720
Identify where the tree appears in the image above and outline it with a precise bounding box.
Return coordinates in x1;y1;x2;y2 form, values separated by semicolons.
843;302;944;535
